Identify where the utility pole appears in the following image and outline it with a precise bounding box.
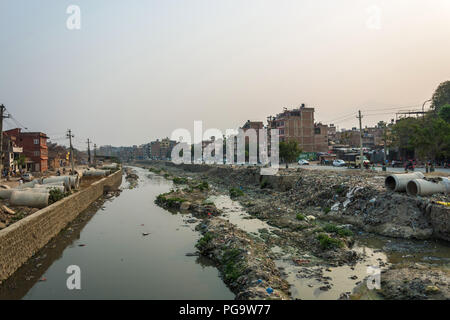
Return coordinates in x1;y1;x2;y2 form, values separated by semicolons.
86;138;91;165
0;105;11;172
67;129;75;174
93;144;97;166
357;110;364;171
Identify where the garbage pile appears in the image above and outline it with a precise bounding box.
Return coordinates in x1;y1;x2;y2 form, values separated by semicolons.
196;218;291;300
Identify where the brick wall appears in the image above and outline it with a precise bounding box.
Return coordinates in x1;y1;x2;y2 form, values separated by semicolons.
0;170;122;281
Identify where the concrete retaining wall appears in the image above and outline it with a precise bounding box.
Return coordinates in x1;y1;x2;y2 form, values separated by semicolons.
0;170;122;281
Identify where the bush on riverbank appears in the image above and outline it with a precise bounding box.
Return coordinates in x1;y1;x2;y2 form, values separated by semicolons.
317;233;344;250
230;188;244;198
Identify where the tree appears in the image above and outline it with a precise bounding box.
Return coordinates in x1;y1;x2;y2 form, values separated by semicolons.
438;104;450;123
432;81;450;112
279;140;302;167
391;113;450;161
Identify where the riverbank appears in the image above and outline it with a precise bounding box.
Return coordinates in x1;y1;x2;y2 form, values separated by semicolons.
0;169;123;282
138;160;450;300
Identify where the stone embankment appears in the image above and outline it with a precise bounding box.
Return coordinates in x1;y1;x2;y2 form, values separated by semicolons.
0;169;123;281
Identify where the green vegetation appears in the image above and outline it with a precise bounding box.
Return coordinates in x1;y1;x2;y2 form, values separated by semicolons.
49;188;67;205
279;140;302;167
163;173;171;179
148;167;162;174
317;233;344;250
323;207;331;214
196;232;214;249
296;213;306;221
260;178;271;189
432;81;450;112
221;248;244;282
194;181;209;191
156;193;187;208
388;82;450;161
322;223;354;237
172;177;188;185
229;187;244;198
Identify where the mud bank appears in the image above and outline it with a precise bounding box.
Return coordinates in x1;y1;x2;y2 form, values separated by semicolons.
137;161;450;300
146;164;381;300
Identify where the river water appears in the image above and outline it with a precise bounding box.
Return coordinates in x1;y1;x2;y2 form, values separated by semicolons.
4;167;233;300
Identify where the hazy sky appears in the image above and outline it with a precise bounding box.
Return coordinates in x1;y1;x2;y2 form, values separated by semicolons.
1;0;450;148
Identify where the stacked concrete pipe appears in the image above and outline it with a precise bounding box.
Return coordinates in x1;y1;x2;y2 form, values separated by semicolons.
9;191;49;209
407;177;450;197
385;172;425;192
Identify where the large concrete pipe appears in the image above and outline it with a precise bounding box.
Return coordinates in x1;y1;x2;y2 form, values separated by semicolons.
10;191;49;209
407;178;450;196
35;183;69;192
385;172;425;192
18;180;41;189
0;189;15;200
83;169;109;177
102;163;119;170
68;176;80;189
42;176;72;190
33;185;66;193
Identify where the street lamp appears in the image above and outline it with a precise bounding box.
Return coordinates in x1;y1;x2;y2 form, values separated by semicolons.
422;99;432;119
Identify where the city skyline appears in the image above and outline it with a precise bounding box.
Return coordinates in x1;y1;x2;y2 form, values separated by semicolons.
1;0;450;147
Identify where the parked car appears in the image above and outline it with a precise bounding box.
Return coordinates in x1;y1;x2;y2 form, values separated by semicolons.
21;173;34;182
333;159;346;167
391;160;403;168
298;159;310;166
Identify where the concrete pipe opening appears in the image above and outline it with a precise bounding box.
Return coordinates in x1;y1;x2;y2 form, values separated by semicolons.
406;180;419;196
407;178;449;197
385;176;397;191
385;172;425;192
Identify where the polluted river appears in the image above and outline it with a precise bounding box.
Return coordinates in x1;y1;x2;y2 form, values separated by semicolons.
1;166;449;300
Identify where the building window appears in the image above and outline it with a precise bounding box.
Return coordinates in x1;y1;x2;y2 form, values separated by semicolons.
34;151;40;157
34;139;39;145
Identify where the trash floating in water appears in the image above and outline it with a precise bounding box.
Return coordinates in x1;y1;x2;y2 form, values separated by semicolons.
257;279;263;284
266;287;274;295
142;232;150;236
78;244;86;247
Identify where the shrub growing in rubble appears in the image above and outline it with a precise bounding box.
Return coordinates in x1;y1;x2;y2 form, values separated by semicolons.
49;188;67;205
317;233;344;250
172;177;188;185
195;181;209;191
296;213;306;221
229;188;244;198
323;223;354;237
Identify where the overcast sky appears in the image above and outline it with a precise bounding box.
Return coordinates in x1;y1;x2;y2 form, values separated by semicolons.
1;0;449;148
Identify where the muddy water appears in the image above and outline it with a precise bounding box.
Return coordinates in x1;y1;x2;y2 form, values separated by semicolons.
209;194;450;300
3;167;233;300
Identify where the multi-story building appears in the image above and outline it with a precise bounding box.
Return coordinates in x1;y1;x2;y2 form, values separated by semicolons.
4;128;49;172
2;132;23;173
267;104;329;153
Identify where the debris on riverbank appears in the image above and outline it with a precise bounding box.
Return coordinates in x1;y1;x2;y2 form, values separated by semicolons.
196;218;290;300
379;263;450;300
124;167;139;189
139;161;450;300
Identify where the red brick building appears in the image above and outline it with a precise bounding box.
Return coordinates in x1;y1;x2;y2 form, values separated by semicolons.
267;104;329;153
4;128;49;172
